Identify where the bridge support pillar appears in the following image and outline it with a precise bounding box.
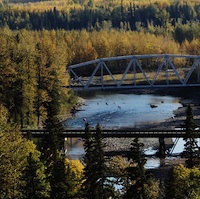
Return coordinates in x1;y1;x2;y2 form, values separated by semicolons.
158;137;166;159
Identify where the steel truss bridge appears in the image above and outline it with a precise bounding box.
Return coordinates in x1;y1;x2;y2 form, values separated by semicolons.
67;54;200;90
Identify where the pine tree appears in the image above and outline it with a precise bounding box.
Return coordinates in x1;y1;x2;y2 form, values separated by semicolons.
82;122;96;199
50;152;70;199
183;105;200;168
82;123;112;199
93;124;108;198
40;83;70;198
123;137;147;199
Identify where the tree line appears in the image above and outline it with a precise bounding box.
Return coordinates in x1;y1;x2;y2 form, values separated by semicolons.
0;27;200;127
0;0;200;43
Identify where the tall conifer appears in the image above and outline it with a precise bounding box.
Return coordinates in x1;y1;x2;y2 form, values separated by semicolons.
123;137;147;199
83;123;110;199
40;82;69;198
183;105;200;168
82;122;96;198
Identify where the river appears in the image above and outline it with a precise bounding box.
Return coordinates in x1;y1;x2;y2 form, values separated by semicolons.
63;90;194;168
64;91;181;129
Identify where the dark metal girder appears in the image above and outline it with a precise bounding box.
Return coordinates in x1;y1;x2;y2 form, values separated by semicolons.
21;129;200;138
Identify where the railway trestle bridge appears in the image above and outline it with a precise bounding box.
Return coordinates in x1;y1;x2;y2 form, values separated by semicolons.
67;54;200;90
22;128;200;157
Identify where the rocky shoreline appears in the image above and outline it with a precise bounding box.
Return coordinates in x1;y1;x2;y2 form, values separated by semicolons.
64;87;200;154
104;87;200;153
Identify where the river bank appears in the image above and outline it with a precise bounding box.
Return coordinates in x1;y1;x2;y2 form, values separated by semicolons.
103;87;200;153
64;87;200;154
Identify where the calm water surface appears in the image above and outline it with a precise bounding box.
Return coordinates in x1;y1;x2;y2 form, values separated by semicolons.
64;91;188;167
64;91;182;129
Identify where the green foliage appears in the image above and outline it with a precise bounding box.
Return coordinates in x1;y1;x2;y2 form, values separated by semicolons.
50;154;70;199
39;77;71;198
0;109;44;198
164;164;200;199
123;137;147;198
21;153;50;199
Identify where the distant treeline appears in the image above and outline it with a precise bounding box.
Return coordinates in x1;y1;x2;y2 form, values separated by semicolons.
0;0;200;43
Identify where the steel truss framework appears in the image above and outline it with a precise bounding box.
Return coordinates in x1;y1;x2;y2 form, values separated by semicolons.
67;54;200;90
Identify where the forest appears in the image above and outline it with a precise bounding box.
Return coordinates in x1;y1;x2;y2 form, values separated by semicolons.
0;0;200;44
0;0;200;198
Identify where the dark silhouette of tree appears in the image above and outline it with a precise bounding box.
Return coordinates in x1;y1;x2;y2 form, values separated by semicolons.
82;123;113;199
82;122;96;198
40;84;70;198
93;124;108;198
123;137;155;199
183;105;200;168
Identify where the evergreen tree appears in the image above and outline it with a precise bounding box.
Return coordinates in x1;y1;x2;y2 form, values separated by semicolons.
82;123;112;199
93;124;109;198
40;82;69;198
123;137;150;199
82;122;96;198
50;152;70;199
183;105;200;168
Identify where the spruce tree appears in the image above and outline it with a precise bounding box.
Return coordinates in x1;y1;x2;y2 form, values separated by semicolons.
93;124;108;198
83;123;111;199
40;86;69;198
123;137;147;199
50;152;70;199
183;105;200;168
82;122;96;199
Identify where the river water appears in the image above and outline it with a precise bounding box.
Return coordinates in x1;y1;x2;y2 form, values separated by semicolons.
64;91;181;129
63;91;193;168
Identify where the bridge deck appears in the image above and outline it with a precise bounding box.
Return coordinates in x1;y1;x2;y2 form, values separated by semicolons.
22;129;200;138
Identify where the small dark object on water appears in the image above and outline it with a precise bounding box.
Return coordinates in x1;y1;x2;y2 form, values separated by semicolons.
150;104;158;108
